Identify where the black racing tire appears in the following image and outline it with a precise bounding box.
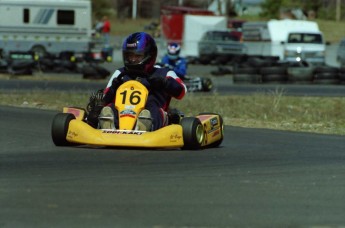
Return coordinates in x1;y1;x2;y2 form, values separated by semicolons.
81;65;98;79
198;56;211;65
181;117;204;150
94;64;111;79
51;113;75;146
202;78;213;91
339;73;345;81
233;73;261;84
313;79;340;85
260;66;287;75
313;66;339;74
246;57;274;68
198;112;224;148
313;72;339;80
234;66;258;74
261;74;288;83
287;67;313;82
214;55;229;65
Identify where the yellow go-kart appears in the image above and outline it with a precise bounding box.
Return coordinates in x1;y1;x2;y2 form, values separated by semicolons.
51;79;224;150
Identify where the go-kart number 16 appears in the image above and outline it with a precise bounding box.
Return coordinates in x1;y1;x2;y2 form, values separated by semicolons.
120;90;141;105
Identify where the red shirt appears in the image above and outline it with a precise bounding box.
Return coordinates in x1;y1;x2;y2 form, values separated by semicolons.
102;20;111;33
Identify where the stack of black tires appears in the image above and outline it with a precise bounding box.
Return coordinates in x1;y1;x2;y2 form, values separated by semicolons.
0;51;110;79
212;56;345;85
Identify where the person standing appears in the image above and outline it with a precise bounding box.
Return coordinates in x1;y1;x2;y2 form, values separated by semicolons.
101;16;111;47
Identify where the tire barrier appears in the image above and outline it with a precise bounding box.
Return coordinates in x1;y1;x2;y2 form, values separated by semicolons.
209;56;345;85
0;51;110;79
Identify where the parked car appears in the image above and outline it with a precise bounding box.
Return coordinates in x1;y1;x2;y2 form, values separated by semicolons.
336;38;345;67
198;30;246;65
227;19;246;31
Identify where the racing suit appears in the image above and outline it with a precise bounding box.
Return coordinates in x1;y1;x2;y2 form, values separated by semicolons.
160;55;188;80
102;66;187;130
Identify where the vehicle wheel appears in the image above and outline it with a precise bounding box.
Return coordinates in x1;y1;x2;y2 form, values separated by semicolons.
51;113;75;146
31;45;47;58
202;78;213;91
181;117;204;150
198;113;224;148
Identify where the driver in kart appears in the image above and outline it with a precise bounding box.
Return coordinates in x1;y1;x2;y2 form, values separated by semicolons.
95;32;187;131
160;42;188;80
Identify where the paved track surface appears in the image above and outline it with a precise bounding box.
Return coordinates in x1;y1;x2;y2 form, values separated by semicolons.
1;106;345;227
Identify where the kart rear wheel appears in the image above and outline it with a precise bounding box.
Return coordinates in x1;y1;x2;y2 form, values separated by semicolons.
51;113;75;146
202;78;213;91
181;117;204;150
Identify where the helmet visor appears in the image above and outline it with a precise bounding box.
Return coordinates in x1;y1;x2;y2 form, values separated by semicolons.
124;52;146;64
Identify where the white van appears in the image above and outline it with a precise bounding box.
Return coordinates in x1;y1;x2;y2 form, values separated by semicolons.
0;0;92;57
242;19;326;65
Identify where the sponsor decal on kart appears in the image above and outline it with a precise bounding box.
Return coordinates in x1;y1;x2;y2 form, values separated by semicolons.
170;133;182;142
210;117;218;127
211;129;220;137
64;108;82;118
102;130;144;135
207;127;220;135
119;109;136;118
125;105;136;109
197;115;213;122
67;130;78;138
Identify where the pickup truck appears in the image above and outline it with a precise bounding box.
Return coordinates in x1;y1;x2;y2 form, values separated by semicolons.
198;30;246;64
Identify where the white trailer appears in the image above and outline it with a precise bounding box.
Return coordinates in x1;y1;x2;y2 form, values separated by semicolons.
181;15;228;57
0;0;92;57
242;19;326;65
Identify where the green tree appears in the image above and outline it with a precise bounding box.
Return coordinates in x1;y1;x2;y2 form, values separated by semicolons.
91;0;114;19
259;0;329;20
259;0;284;19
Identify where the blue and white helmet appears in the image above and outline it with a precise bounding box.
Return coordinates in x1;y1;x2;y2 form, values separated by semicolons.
167;42;181;60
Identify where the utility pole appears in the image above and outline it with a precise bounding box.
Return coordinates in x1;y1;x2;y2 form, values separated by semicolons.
336;0;341;21
132;0;137;19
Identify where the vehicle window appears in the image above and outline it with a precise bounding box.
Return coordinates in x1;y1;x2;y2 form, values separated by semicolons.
57;10;75;25
288;33;322;44
303;34;322;44
202;31;240;42
23;8;29;23
288;34;301;43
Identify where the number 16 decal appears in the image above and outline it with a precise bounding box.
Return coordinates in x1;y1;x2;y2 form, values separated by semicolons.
120;90;141;105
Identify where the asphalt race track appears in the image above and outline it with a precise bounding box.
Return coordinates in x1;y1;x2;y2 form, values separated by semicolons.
1;105;345;227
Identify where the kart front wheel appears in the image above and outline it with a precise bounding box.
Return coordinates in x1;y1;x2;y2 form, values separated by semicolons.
181;117;204;150
51;113;75;146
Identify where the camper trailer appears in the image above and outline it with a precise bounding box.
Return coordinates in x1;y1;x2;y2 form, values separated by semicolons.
0;0;92;57
242;19;326;65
